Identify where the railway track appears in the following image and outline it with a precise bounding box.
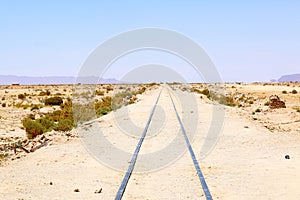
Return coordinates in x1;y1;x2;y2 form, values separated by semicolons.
115;87;212;200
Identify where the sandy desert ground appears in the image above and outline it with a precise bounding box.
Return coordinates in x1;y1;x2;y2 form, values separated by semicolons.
0;82;300;199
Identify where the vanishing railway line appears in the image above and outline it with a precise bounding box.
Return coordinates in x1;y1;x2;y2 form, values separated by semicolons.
115;88;212;200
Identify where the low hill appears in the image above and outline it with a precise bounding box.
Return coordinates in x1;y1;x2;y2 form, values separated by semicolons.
0;75;118;85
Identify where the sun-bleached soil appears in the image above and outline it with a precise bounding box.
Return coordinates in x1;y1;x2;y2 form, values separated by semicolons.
0;83;300;199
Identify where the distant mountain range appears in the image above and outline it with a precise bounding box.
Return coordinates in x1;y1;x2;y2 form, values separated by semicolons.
273;73;300;82
0;75;119;85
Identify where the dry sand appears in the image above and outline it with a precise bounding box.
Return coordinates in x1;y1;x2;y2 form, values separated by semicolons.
0;84;300;199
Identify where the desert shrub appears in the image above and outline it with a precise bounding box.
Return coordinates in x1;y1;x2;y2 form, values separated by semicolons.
1;103;6;107
73;102;95;123
149;82;157;86
255;108;262;113
31;104;40;111
282;90;287;94
23;120;44;139
200;89;210;96
95;90;105;96
54;119;74;132
192;88;202;94
45;110;63;122
22;99;75;136
18;93;26;99
95;96;112;114
36;118;55;132
264;101;270;106
39;90;51;96
45;97;63;106
137;87;146;94
224;96;236;107
1;97;5;100
293;106;300;112
248;100;254;104
97;108;110;116
291;89;297;94
106;85;113;92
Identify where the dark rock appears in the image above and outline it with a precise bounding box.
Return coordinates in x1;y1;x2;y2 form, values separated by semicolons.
94;188;102;194
269;95;286;109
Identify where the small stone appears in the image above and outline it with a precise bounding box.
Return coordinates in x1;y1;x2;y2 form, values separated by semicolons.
285;155;290;159
94;188;102;194
74;189;80;192
50;182;53;185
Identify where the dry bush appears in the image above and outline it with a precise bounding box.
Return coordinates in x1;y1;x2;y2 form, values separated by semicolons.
39;90;51;96
106;85;113;92
18;93;26;99
45;97;63;106
95;90;105;96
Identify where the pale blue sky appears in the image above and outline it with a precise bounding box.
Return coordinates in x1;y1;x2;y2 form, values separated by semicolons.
0;1;299;82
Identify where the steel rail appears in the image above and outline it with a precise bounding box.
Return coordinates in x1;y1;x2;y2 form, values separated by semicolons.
169;92;213;200
115;90;162;200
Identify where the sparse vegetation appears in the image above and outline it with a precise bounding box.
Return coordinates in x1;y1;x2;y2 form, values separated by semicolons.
282;90;287;94
18;93;26;99
95;90;105;96
23;120;44;139
45;97;63;106
292;106;300;113
39;90;51;96
193;88;236;107
54;119;74;132
21;85;149;138
22;99;74;138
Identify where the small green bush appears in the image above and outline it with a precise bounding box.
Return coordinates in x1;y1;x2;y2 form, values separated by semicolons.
54;119;74;132
45;97;63;106
24;120;44;139
37;118;55;132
